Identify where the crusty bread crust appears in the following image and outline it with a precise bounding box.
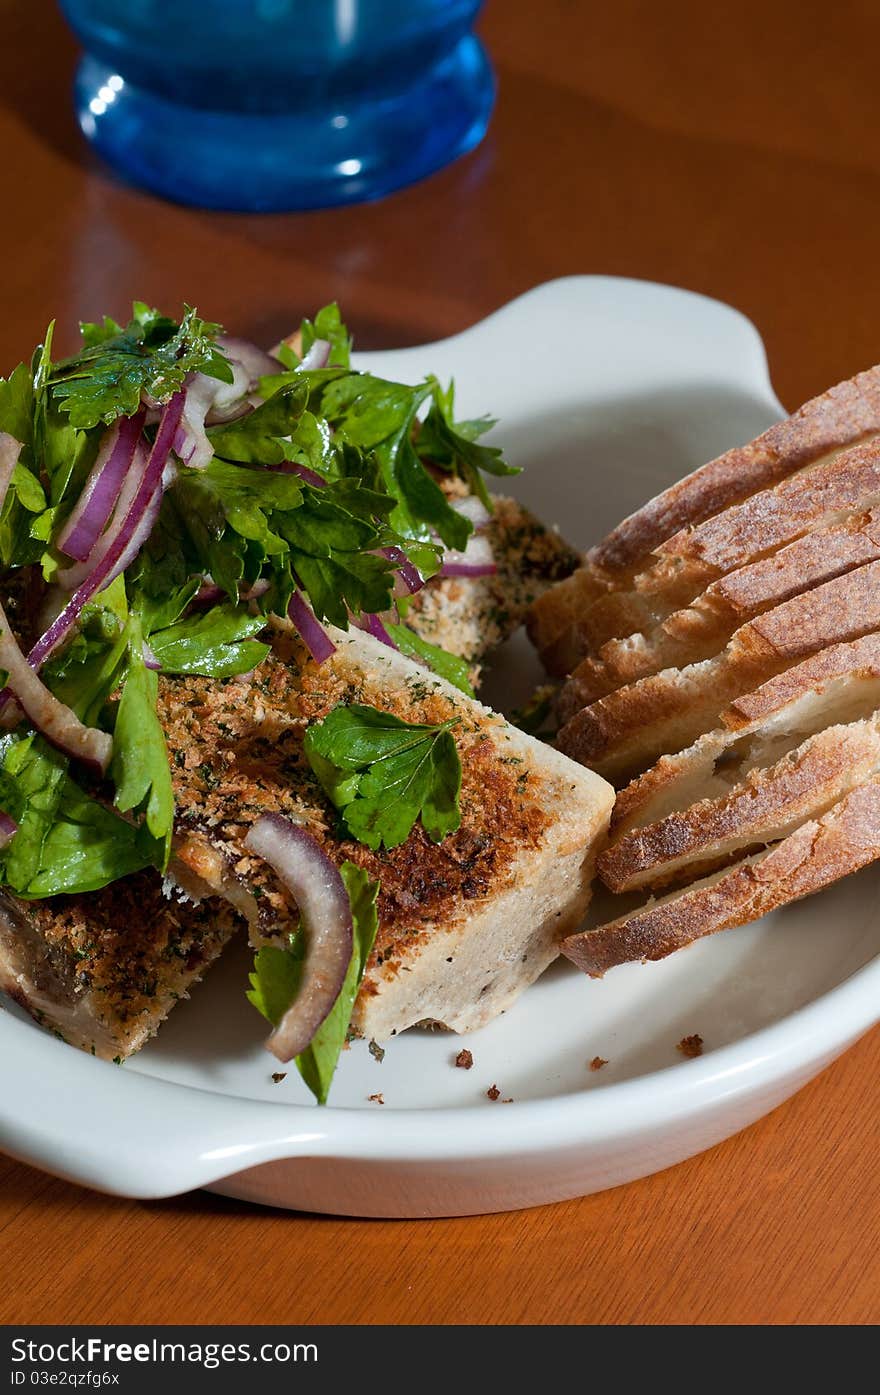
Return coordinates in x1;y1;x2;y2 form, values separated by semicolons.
559;506;880;713
528;365;880;671
563;775;880;975
557;560;880;782
590;366;880;574
654;435;880;575
526;568;607;672
599;717;880;893
610;630;880;835
558;435;880;665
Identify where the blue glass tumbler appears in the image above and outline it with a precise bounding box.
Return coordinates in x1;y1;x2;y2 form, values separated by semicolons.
58;1;495;211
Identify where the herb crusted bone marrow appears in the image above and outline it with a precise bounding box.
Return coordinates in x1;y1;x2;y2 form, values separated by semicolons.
167;625;614;1059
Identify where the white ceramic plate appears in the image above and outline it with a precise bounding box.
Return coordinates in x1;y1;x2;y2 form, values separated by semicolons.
4;276;879;1218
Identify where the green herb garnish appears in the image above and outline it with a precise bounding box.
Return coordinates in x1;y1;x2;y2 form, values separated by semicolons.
0;733;156;898
304;702;462;850
247;861;379;1105
110;614;175;863
50;303;233;429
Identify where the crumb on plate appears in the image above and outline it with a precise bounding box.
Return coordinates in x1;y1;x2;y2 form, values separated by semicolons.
677;1034;704;1058
589;1056;608;1071
455;1048;474;1070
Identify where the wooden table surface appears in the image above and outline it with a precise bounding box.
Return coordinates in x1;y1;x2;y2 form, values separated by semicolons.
2;0;880;1326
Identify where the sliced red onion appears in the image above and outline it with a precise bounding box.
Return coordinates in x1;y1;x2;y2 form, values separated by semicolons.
0;599;112;772
217;335;278;389
57;440;150;590
173;376;216;471
195;578;224;606
56;410;145;562
297;338;331;372
0;433;23;512
193;576;270;611
174;337;280;462
439;560;498;578
142;639;161;671
439;531;497;579
359;613;398;649
450;495;491;531
381;546;424;596
284;462;326;488
28;393;185;673
287;588;336;665
244;813;353;1063
0;811;18;849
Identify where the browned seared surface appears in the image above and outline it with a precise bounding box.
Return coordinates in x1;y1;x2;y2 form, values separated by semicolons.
1;874;240;1058
160;633;550;980
406;494;579;668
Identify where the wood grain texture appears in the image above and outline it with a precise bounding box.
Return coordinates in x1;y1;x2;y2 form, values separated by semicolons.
2;0;880;1326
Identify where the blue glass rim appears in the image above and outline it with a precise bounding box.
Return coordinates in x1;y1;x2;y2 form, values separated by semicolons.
74;35;495;212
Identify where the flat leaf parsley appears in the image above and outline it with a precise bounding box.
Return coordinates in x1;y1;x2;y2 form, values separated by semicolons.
304;703;462;851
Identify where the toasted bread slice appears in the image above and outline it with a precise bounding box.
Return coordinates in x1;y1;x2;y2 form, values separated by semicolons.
561;434;880;667
528;365;880;673
564;774;880;975
610;631;880;839
166;624;614;1041
0;875;242;1059
560;506;880;714
557;560;880;783
599;716;880;893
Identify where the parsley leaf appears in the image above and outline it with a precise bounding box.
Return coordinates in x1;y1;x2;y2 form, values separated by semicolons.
43;576;130;728
301;302;352;369
27;784;157;897
146;603;269;678
0;734;156;898
276;368;514;549
0;360;49;568
304;703;462;850
417;386;518;511
247;860;380;1105
173;459;304;558
0;735;67;892
382;622;475;697
110;616;174;859
207;381;309;464
274;302;353;372
247;937;304;1030
50;304;233;429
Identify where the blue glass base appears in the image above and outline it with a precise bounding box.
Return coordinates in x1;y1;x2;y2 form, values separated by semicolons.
74;36;494;212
